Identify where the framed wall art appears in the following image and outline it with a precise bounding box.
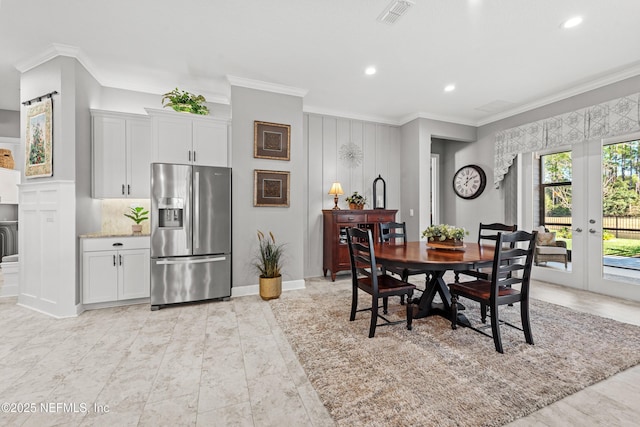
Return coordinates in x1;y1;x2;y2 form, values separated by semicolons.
254;169;290;207
254;121;290;160
25;97;53;178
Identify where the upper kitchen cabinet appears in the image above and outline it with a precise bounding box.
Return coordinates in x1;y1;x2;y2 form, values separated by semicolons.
146;108;229;167
91;110;152;199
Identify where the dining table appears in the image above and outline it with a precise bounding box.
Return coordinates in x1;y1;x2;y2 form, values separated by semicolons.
373;241;495;323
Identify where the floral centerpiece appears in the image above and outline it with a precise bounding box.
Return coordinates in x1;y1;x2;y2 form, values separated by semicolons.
345;191;367;210
422;224;468;246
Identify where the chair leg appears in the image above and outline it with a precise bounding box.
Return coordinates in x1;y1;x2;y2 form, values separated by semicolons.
383;296;389;314
480;303;487;323
350;286;358;321
521;299;534;345
490;304;503;353
450;293;458;330
369;297;378;338
406;290;413;331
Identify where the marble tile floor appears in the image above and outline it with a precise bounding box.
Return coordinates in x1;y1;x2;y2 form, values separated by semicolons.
0;270;639;426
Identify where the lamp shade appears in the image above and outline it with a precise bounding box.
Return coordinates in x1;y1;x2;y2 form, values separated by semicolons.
328;182;344;196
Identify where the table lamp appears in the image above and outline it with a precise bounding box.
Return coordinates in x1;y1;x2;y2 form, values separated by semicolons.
328;182;344;210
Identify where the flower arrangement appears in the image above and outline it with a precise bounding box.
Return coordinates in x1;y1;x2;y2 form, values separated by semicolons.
161;88;209;115
345;191;367;208
422;224;468;242
254;231;285;278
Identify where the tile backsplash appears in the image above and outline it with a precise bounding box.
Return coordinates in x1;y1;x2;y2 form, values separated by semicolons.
101;199;151;235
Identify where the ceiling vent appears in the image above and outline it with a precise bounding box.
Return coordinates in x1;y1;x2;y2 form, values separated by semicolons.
377;0;415;25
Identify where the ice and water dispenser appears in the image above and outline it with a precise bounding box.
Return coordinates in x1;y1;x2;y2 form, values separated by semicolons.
157;197;184;228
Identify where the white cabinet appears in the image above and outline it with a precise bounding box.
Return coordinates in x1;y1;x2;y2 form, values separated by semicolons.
147;108;229;167
91;110;152;198
81;236;150;304
0;168;20;204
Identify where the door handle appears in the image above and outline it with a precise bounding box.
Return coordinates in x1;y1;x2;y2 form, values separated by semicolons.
193;151;197;163
574;228;583;233
194;171;200;249
113;255;116;266
119;254;122;265
127;184;130;195
122;184;125;195
589;228;597;234
188;150;192;162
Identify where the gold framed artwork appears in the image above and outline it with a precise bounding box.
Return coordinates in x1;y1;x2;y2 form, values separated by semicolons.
254;170;290;207
254;121;290;160
25;98;53;178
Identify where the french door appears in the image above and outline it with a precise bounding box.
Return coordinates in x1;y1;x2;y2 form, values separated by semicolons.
522;134;640;302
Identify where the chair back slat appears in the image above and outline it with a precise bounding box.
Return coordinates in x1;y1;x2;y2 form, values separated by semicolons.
347;227;378;291
378;221;407;244
491;230;537;297
478;222;517;246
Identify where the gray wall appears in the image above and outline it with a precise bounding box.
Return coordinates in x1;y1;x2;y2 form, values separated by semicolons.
231;86;304;287
0;109;19;137
445;74;640;240
304;113;401;277
400;118;476;239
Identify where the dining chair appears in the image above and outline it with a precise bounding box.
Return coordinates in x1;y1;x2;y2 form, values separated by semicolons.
346;227;416;338
378;221;430;304
449;230;537;353
454;222;517;283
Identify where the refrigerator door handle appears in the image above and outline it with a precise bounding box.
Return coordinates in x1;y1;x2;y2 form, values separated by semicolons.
155;256;226;265
194;171;200;249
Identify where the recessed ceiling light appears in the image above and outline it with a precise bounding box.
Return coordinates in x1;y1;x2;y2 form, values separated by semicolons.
365;66;377;76
562;16;583;29
444;84;456;92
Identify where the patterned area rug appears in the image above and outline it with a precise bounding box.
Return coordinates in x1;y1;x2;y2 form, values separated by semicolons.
270;278;640;427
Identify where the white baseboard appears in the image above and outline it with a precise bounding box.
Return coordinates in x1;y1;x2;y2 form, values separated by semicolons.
231;279;305;298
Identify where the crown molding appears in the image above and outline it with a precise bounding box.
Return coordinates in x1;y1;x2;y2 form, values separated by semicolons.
477;62;640;127
227;75;308;98
15;43;104;83
398;111;476;127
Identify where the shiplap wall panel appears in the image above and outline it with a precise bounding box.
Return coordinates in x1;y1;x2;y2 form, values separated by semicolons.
304;113;402;277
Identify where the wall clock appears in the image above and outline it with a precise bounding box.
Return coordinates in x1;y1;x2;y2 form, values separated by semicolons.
452;164;486;199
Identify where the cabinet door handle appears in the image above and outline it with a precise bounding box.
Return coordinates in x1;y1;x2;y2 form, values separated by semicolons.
193;151;196;163
121;184;125;195
188;150;191;162
113;255;116;266
127;184;130;195
119;254;122;265
112;242;123;247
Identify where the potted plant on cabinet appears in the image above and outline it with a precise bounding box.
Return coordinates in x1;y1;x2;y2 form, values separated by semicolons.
161;88;210;115
254;230;285;300
124;206;149;235
345;191;367;210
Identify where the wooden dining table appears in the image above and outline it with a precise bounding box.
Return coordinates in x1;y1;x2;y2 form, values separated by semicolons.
373;241;495;321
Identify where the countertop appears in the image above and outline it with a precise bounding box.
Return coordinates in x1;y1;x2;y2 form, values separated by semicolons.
79;232;150;238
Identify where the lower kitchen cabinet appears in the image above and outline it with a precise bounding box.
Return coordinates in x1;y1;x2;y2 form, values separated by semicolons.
81;236;150;305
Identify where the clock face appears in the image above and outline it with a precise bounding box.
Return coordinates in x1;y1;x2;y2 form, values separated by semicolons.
453;165;486;199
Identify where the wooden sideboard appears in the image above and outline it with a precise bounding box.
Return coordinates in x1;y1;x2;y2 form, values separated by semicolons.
322;209;397;281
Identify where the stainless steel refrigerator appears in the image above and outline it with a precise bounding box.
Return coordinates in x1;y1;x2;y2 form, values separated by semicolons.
150;163;231;310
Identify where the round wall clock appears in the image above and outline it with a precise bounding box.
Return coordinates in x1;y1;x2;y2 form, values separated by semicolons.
452;164;486;199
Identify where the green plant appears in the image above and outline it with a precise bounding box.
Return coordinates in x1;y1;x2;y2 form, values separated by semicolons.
421;224;468;241
124;206;149;224
161;88;209;115
345;191;367;206
255;231;285;278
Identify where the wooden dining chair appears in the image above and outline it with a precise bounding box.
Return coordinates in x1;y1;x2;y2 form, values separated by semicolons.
449;230;537;353
378;221;430;304
346;227;416;338
454;222;517;283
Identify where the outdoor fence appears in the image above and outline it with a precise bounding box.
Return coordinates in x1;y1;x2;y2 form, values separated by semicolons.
545;216;640;239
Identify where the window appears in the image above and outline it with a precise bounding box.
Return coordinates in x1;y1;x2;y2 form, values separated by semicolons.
539;151;572;234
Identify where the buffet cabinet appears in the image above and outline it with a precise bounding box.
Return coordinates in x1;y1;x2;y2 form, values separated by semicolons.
322;209;397;281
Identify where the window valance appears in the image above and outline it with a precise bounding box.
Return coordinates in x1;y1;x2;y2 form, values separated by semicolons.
494;92;640;187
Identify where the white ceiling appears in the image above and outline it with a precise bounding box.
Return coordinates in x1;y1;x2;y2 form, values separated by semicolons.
1;0;640;126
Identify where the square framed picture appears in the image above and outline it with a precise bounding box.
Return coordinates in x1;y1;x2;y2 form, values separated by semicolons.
254;121;290;160
254;170;290;207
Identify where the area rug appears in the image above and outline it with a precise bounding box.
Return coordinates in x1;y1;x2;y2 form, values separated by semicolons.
269;279;640;427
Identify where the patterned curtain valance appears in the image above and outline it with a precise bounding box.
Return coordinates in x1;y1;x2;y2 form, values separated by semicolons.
494;92;640;187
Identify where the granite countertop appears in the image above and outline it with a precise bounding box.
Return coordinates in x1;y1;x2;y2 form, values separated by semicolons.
80;232;150;238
